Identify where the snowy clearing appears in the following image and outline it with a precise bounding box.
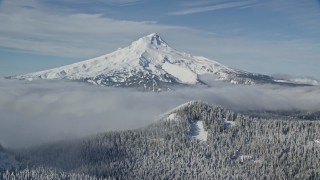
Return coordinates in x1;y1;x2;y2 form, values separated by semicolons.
191;121;207;141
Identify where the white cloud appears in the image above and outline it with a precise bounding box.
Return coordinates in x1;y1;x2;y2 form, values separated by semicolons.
0;0;196;57
169;0;257;15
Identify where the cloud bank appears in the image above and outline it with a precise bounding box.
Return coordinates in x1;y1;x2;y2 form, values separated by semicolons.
0;79;319;148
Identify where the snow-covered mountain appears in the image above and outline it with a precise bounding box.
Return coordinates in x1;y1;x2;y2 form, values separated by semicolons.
5;101;320;179
12;33;309;91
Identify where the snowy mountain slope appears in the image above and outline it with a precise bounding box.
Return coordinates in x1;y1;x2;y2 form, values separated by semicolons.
12;33;309;90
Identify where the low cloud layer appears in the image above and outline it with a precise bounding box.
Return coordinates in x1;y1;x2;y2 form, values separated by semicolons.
0;79;319;148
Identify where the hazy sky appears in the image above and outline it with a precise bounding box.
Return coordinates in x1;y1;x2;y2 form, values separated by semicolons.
0;0;319;78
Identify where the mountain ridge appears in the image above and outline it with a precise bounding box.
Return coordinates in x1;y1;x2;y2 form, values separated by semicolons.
5;100;320;179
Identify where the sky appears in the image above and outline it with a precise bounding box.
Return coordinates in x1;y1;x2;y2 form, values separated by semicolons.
0;0;320;78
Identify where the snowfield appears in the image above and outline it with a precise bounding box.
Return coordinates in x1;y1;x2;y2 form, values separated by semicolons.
162;62;198;84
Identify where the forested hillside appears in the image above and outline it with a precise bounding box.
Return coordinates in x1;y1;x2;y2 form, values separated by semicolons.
2;101;320;179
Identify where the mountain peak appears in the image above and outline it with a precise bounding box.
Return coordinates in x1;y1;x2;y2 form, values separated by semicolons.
146;32;158;38
133;33;169;48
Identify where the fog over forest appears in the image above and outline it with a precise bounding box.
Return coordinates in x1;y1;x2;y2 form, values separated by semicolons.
1;78;319;148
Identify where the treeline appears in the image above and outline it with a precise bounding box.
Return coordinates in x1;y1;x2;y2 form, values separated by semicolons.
2;101;320;179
